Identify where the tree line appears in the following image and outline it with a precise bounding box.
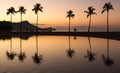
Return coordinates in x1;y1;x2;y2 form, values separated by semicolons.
5;2;114;33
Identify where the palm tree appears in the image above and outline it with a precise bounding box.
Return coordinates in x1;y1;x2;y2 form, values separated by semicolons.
102;38;114;66
66;10;75;33
7;7;16;22
102;2;114;32
84;6;97;33
17;6;26;32
66;35;75;58
6;7;16;60
85;37;96;62
32;3;43;32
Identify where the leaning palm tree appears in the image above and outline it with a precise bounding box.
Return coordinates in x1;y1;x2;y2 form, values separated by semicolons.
7;7;16;22
32;3;43;32
17;6;26;32
84;6;97;33
102;2;114;32
66;10;75;33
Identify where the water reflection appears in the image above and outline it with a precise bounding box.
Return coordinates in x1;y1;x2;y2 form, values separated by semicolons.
32;35;43;65
85;37;96;62
18;34;26;62
102;37;114;66
6;35;16;60
66;35;75;58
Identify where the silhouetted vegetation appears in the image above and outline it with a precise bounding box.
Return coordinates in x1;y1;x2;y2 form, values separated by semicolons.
66;10;75;33
102;2;114;32
84;6;97;33
32;3;43;32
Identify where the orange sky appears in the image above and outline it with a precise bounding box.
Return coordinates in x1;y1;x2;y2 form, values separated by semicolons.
0;0;120;27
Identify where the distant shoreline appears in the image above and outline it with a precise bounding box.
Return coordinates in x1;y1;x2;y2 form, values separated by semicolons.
0;32;120;41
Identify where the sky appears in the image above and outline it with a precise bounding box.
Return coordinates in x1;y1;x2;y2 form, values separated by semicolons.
0;0;120;31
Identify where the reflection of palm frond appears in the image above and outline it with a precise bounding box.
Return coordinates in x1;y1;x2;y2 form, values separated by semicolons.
32;53;43;64
102;55;114;66
66;48;75;58
6;51;16;60
18;52;26;62
85;50;96;62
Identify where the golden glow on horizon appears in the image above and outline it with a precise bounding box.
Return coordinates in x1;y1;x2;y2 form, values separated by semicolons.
0;0;120;27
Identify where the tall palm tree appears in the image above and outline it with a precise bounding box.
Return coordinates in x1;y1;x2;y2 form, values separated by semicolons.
7;7;16;22
66;35;75;58
102;2;114;32
66;10;75;33
17;6;26;32
7;7;16;58
32;3;43;32
84;6;97;33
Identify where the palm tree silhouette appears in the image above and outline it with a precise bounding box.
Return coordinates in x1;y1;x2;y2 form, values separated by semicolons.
7;7;16;22
17;6;26;32
6;7;16;60
32;35;43;64
102;37;114;66
85;37;96;62
18;36;26;62
84;6;97;33
32;3;43;32
66;35;75;58
102;2;114;33
66;10;75;33
6;36;16;60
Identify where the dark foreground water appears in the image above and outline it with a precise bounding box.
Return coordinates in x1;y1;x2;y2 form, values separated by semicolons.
0;36;120;73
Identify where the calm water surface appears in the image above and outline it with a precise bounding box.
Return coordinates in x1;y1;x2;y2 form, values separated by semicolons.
0;36;120;73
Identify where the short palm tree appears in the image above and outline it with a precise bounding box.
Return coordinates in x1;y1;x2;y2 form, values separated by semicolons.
102;2;114;32
32;3;43;32
84;6;97;33
66;10;75;33
7;7;16;22
17;6;26;32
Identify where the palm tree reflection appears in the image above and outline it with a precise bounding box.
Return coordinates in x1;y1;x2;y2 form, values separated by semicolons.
102;37;114;66
18;35;26;62
6;37;16;60
67;35;75;58
32;35;43;64
85;37;96;62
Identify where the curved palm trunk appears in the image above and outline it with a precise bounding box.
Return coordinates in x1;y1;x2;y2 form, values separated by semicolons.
107;11;109;33
69;17;71;33
88;15;91;33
